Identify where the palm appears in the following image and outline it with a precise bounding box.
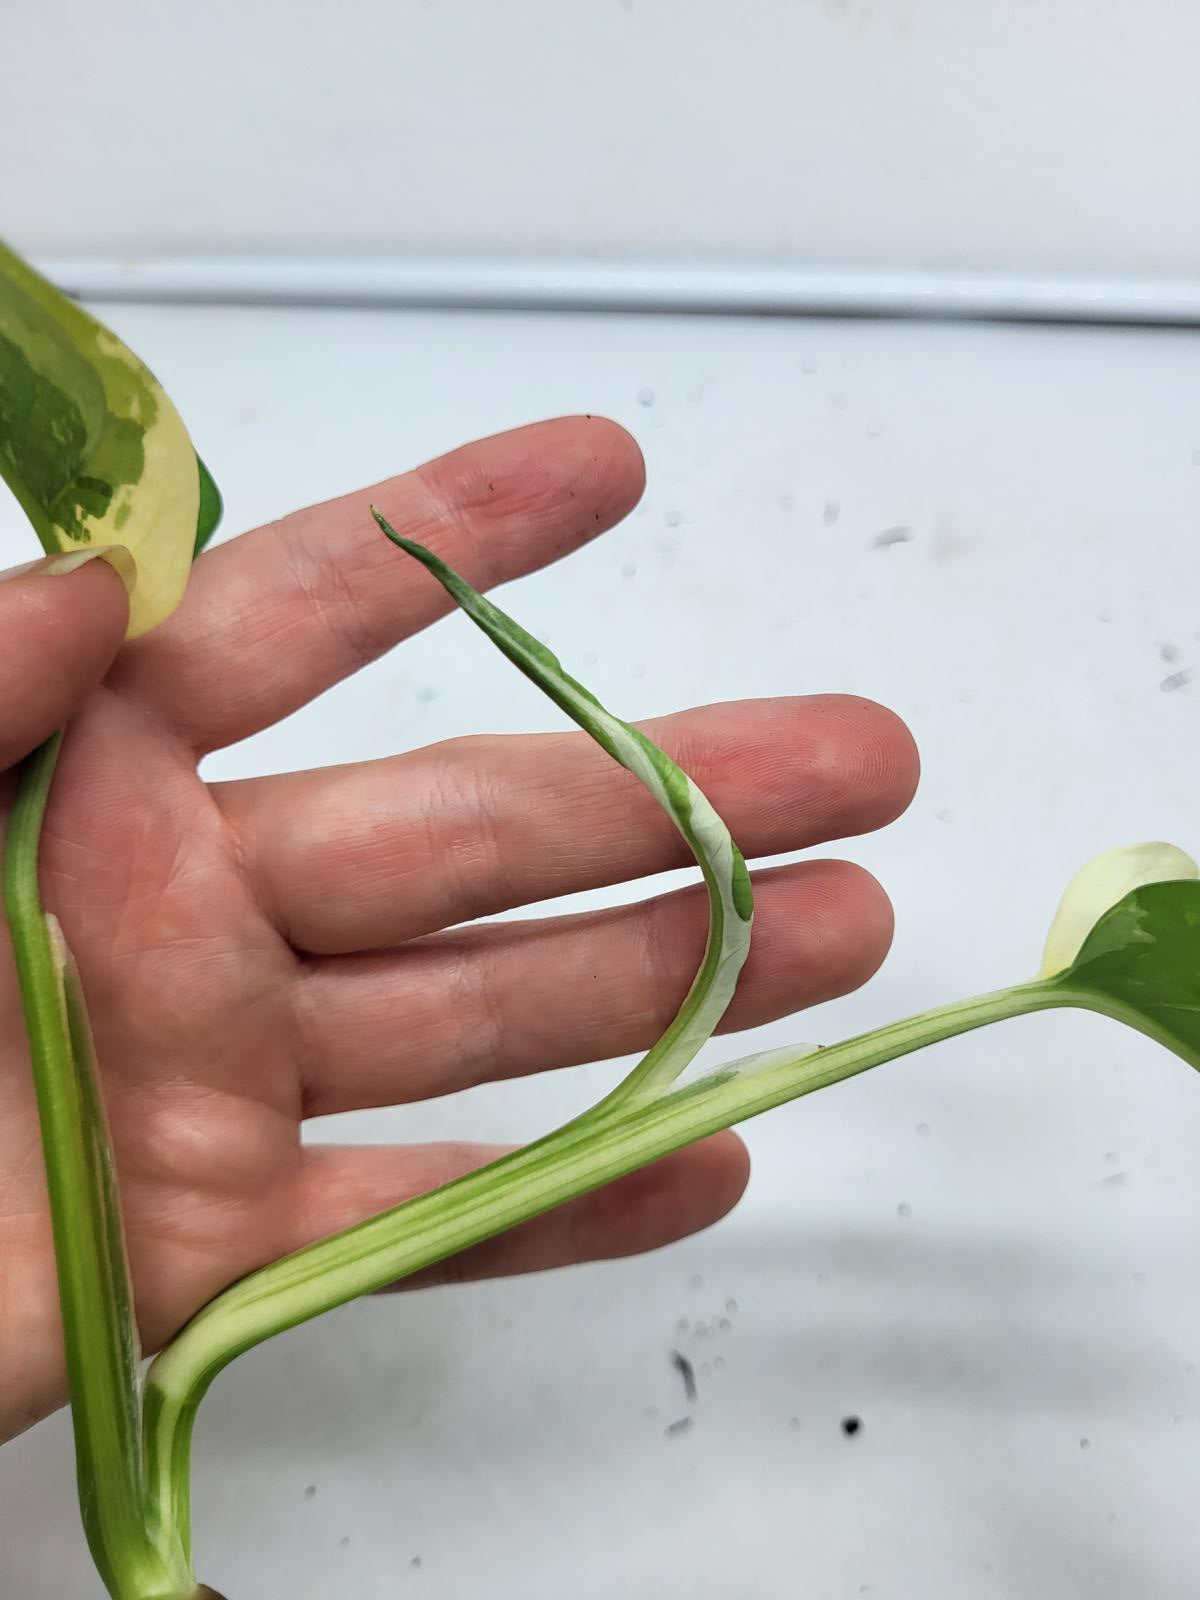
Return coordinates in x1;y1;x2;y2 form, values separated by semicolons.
0;418;916;1442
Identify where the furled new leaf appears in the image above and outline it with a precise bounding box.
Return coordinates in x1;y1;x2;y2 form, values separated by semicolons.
0;241;218;635
371;511;753;1109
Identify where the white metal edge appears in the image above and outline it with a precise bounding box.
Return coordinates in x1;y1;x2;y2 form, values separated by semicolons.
35;256;1200;325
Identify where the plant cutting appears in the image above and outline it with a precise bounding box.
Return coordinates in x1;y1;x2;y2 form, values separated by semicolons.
3;242;1199;1600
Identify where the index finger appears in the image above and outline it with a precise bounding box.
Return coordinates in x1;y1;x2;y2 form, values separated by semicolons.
112;416;645;754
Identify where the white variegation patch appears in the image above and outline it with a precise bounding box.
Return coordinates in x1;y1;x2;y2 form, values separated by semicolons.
1039;841;1199;977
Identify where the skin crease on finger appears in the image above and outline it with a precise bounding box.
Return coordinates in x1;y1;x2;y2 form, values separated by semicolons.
212;693;919;956
0;417;919;1441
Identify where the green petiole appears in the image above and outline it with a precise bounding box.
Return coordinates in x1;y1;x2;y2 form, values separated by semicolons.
142;977;1067;1563
4;740;190;1600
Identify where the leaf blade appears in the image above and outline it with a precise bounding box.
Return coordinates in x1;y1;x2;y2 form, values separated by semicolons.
0;240;209;636
1050;878;1200;1070
193;455;223;556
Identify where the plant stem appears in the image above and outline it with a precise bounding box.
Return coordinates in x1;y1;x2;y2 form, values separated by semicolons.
4;737;190;1600
144;979;1064;1564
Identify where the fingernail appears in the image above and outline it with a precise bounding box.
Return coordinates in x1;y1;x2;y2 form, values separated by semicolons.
0;545;139;594
44;544;138;596
0;557;50;584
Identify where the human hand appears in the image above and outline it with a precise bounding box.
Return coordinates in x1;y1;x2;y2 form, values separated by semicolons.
0;417;917;1442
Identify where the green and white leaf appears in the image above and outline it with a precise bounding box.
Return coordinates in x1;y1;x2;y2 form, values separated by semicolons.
1039;842;1199;978
371;510;754;1110
1047;874;1200;1071
0;241;217;636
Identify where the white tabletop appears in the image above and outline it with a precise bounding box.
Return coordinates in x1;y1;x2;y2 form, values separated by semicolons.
2;302;1198;1599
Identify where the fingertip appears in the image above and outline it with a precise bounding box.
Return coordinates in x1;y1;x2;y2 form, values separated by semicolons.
851;695;921;823
717;859;897;1031
796;857;896;998
692;1128;753;1218
789;694;921;838
579;1129;752;1258
566;412;647;524
0;555;129;766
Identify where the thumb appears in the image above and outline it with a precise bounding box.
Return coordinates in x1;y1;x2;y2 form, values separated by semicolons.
0;546;135;770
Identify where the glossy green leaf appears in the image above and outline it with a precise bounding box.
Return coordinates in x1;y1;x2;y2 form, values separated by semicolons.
0;241;211;636
1050;878;1200;1070
371;510;753;1109
193;456;223;556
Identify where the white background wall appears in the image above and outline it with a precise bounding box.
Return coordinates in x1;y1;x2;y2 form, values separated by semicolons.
7;0;1200;277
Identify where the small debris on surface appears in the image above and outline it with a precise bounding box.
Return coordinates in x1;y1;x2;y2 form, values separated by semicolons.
410;1555;423;1569
841;1415;862;1438
725;1297;739;1314
689;1273;704;1291
665;1416;694;1438
1098;1171;1129;1189
823;499;841;526
896;1202;913;1219
1080;1437;1091;1450
789;1416;802;1432
664;508;684;527
670;1348;698;1404
304;1485;317;1500
338;1536;350;1548
637;387;656;406
916;1122;932;1138
936;809;953;824
872;525;914;549
1162;642;1182;664
718;1317;732;1333
1161;670;1191;692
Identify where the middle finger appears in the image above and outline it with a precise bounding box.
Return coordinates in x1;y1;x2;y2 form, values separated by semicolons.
215;694;918;955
